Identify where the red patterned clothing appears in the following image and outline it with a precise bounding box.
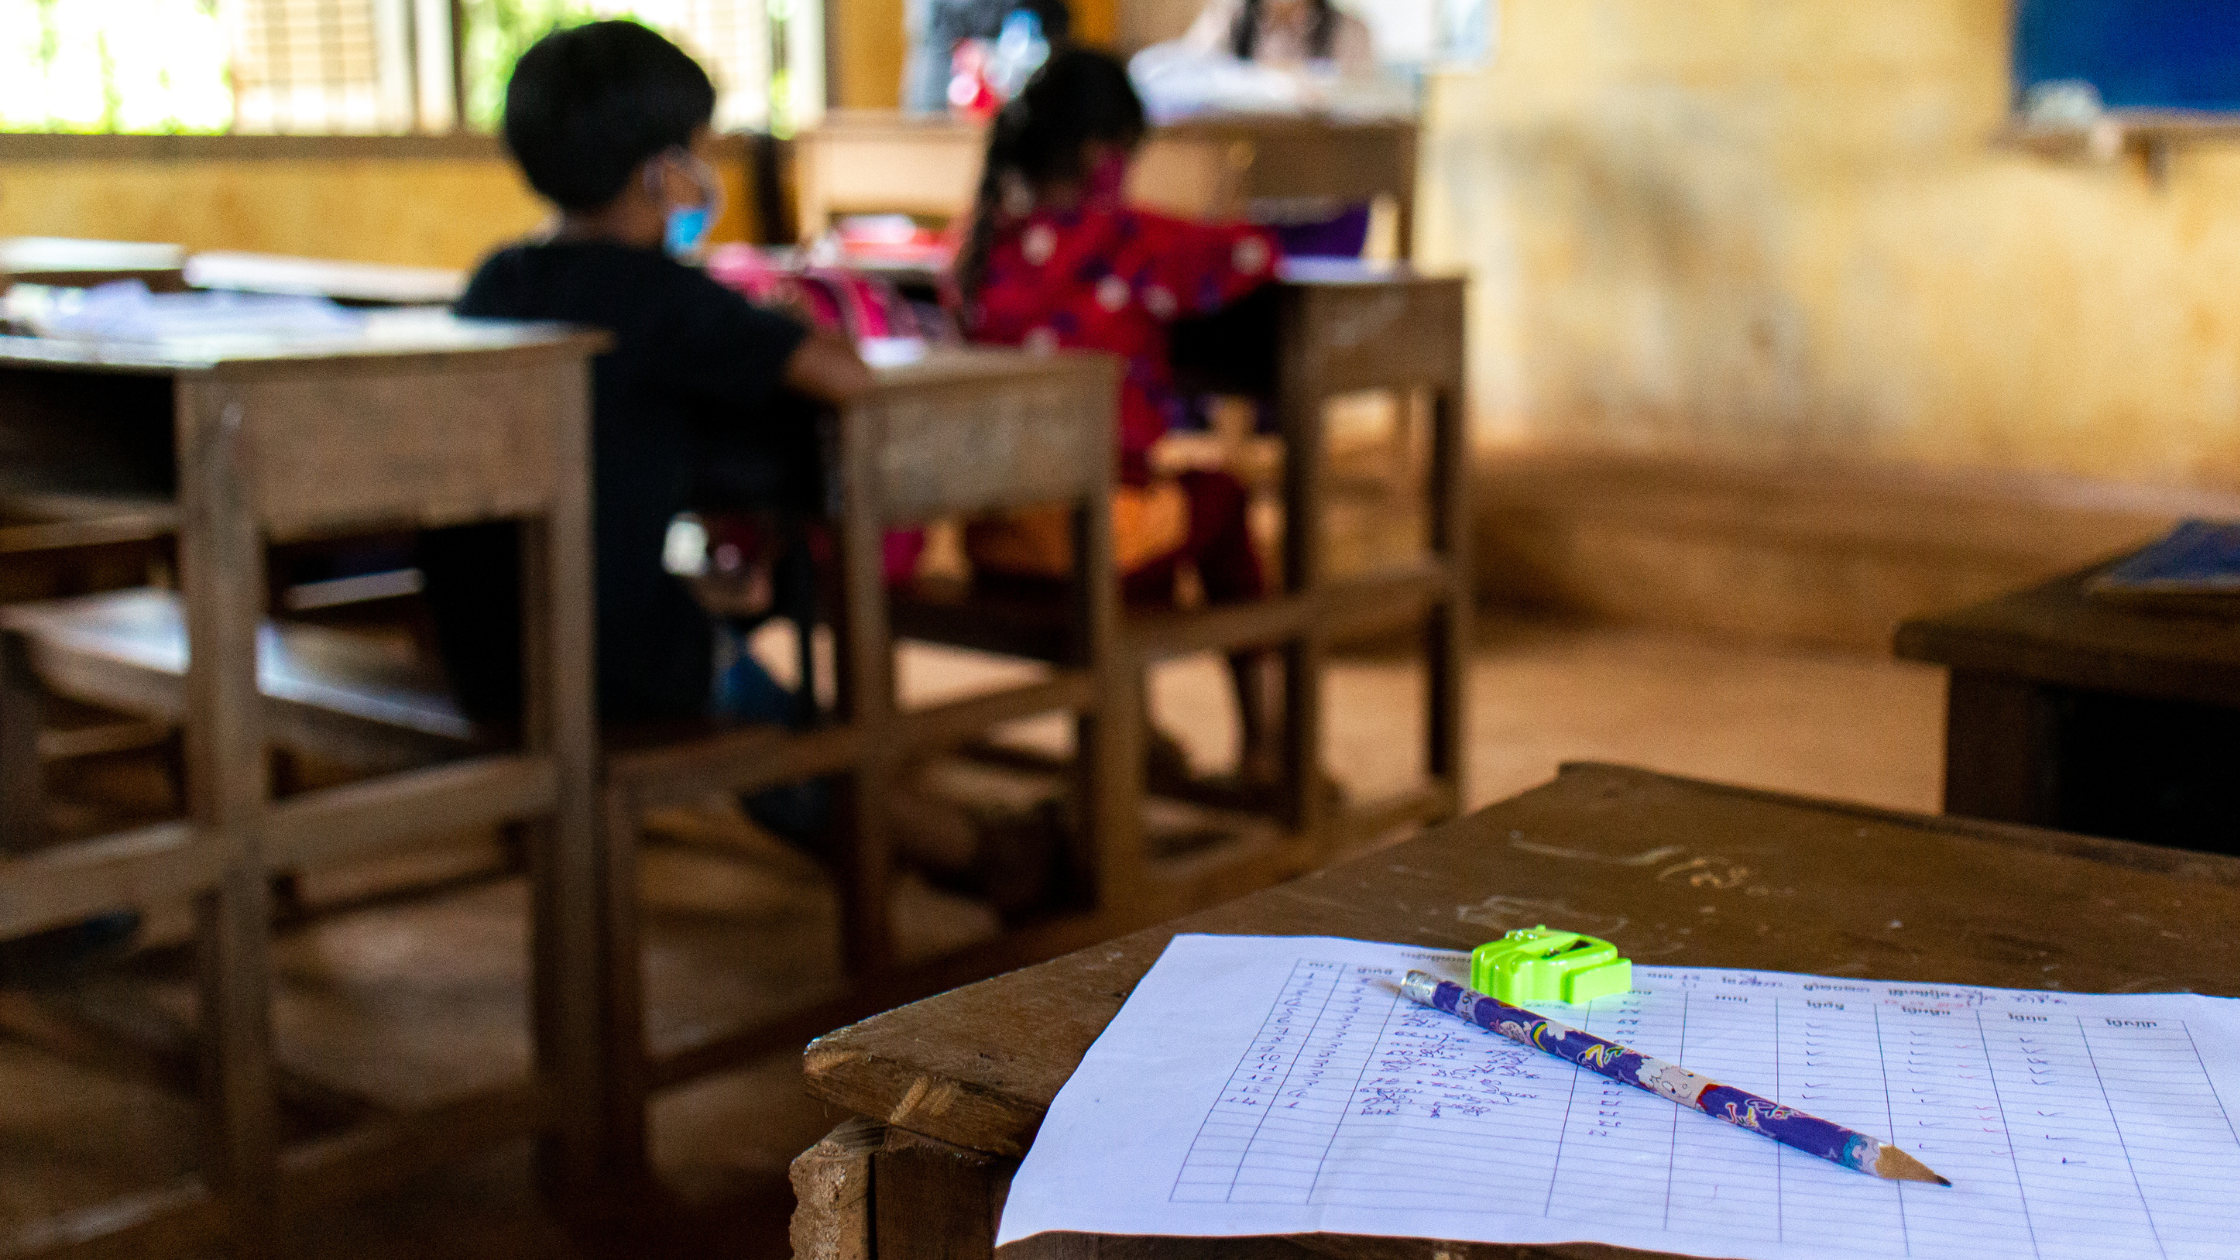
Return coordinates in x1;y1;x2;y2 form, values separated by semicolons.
966;205;1280;484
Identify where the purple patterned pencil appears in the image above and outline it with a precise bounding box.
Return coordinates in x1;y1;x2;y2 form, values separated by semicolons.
1399;971;1951;1186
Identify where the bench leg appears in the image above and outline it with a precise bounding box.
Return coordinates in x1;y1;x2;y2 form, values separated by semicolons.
0;630;42;855
587;789;649;1183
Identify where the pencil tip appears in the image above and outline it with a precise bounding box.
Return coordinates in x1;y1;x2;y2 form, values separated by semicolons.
1875;1145;1952;1186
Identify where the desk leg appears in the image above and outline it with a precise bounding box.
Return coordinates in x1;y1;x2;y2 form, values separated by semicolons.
523;499;607;1186
790;1118;881;1260
1425;380;1470;821
1942;670;2061;827
592;781;646;1182
1278;352;1328;843
836;403;896;975
872;1128;1011;1260
1069;493;1135;911
0;631;41;855
179;385;279;1257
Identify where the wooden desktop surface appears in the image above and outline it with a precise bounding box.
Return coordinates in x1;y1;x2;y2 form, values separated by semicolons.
1895;560;2240;710
801;761;2240;1256
184;250;466;307
0;236;188;292
794;110;1419;248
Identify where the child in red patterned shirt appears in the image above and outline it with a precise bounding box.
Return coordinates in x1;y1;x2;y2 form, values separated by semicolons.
954;47;1284;786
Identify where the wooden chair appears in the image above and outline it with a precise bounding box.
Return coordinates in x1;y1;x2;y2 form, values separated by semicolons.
892;267;1472;882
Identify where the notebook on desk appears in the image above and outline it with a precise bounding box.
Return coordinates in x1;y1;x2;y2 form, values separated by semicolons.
2087;519;2240;612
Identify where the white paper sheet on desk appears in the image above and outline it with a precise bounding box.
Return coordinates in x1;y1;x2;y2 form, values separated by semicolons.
997;934;2240;1260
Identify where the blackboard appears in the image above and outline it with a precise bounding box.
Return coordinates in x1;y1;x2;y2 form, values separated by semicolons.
2015;0;2240;113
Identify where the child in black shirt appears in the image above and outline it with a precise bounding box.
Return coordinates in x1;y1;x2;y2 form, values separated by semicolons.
425;20;871;726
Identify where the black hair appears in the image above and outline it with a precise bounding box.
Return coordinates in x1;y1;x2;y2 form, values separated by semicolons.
1021;0;1074;43
503;20;717;211
1230;0;1337;61
954;47;1145;306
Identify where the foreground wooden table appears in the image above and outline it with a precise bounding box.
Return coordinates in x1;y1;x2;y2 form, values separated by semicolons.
0;315;604;1258
792;761;2240;1260
1895;558;2240;852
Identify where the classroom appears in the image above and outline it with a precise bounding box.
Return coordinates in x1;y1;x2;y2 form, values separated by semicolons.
1;1;2237;1258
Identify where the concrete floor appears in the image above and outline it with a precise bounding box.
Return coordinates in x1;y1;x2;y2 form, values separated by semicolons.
0;618;1948;1259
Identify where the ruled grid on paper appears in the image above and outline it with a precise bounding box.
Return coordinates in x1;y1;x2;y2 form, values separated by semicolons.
996;935;2240;1260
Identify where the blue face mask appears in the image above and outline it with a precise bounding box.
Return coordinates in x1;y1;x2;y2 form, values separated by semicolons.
651;146;723;258
666;204;712;258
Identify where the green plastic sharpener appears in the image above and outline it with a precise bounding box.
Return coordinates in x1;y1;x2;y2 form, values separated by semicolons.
1470;925;1633;1005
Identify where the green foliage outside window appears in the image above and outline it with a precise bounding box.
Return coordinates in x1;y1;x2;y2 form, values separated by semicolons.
459;0;608;133
0;0;231;133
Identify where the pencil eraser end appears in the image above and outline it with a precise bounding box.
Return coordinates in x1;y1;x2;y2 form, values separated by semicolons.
1470;925;1632;1005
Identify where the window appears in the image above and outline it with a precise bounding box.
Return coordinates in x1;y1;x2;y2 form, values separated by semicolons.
461;0;821;134
0;0;816;136
0;0;235;132
231;0;419;132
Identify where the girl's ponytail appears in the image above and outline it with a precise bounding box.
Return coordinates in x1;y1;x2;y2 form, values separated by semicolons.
956;107;1026;309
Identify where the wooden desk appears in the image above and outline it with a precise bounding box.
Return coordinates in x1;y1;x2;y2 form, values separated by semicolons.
792;761;2240;1259
184;251;465;307
601;345;1134;1172
896;261;1470;882
0;236;187;292
1895;559;2240;852
793;111;1419;254
0;316;603;1258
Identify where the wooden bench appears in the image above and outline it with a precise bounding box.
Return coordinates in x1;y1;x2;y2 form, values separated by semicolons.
0;587;471;852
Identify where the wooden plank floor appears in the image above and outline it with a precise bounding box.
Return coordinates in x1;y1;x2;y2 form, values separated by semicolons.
0;617;1946;1259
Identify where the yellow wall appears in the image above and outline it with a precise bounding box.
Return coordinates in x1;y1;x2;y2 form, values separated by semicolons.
1420;0;2240;492
0;137;756;271
831;0;909;108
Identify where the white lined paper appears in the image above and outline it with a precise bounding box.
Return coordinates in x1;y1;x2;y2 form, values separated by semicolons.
997;935;2240;1260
